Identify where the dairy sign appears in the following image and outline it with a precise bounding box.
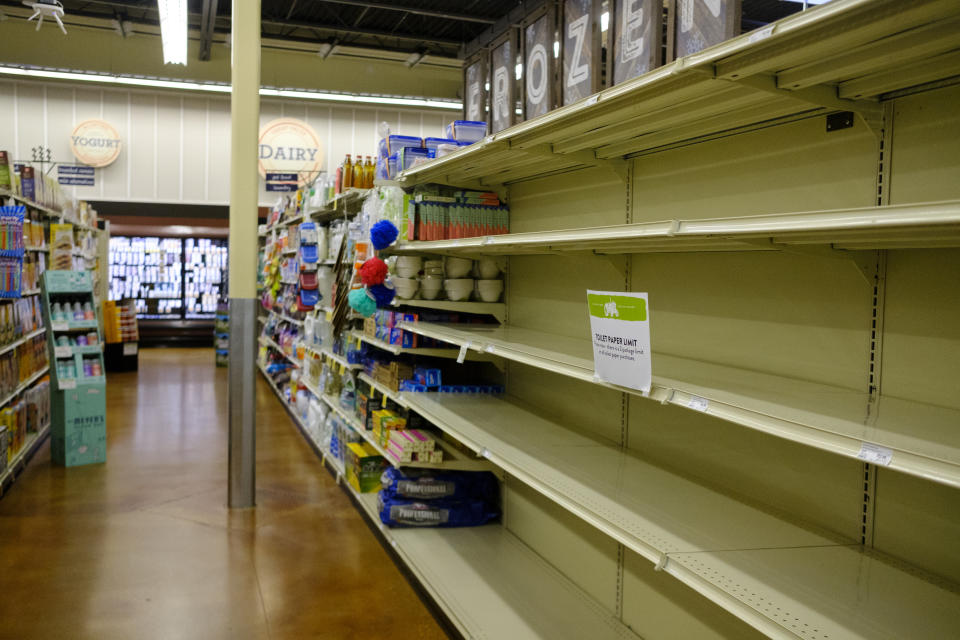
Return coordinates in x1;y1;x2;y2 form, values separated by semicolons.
70;120;121;168
258;118;323;186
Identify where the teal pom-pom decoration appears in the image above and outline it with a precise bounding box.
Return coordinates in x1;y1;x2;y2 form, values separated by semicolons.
369;282;396;307
370;220;399;251
348;288;377;317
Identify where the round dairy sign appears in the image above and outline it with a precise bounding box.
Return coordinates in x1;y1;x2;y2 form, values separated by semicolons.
70;119;122;167
258;118;323;185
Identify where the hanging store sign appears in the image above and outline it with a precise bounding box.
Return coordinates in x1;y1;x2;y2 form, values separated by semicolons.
265;171;298;192
58;164;95;186
611;0;661;86
463;56;487;122
562;0;601;105
587;290;651;392
258;118;323;186
490;33;517;134
672;0;740;59
524;9;554;119
70;119;122;168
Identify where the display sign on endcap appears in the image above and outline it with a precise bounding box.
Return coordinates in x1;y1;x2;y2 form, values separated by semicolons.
524;12;554;119
611;0;661;85
70;119;122;168
258;118;323;186
463;57;487;122
563;0;600;105
490;35;516;134
673;0;740;59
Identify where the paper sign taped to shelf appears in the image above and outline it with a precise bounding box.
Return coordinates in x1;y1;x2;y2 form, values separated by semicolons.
587;290;651;392
857;442;893;466
123;342;138;355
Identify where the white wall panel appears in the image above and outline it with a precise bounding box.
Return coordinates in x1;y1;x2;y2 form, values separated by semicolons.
1;78;447;206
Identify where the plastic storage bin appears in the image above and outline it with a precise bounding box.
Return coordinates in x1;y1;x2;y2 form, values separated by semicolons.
398;147;430;171
445;121;487;144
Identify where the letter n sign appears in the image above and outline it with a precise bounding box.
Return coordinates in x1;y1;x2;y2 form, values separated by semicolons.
489;31;518;134
669;0;740;60
562;0;602;105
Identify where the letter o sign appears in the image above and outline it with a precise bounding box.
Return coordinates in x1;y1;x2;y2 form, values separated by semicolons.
526;43;548;105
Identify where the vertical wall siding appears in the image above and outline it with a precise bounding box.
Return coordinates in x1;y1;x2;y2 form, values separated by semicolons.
0;78;452;207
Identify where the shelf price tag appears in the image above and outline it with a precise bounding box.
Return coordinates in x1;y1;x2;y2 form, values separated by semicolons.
54;346;73;358
857;442;893;466
457;341;471;364
686;396;709;412
52;322;69;332
59;379;77;390
123;342;138;356
381;394;388;408
587;291;652;393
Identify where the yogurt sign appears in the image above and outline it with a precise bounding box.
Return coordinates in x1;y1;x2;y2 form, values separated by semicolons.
70;120;122;168
258;118;323;186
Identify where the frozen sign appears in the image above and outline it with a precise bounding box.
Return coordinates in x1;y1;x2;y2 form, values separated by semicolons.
258;118;323;186
490;37;514;133
587;290;651;392
524;13;552;118
613;0;659;85
676;0;737;58
563;0;596;105
464;59;486;122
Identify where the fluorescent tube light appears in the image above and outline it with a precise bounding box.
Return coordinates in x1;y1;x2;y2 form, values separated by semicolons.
0;65;463;110
600;11;609;32
157;0;188;65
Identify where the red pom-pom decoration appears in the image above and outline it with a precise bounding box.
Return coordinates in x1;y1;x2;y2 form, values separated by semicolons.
359;256;389;286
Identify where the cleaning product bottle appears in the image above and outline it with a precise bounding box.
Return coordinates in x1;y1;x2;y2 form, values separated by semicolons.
342;154;353;189
352;155;364;189
83;301;95;320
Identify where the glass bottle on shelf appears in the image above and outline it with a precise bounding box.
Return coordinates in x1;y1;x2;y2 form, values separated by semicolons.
352;155;364;189
342;154;353;189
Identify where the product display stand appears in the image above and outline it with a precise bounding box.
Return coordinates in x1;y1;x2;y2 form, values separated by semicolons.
43;270;106;467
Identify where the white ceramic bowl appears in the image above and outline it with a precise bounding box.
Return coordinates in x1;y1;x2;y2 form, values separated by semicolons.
477;258;500;279
423;260;443;270
395;266;419;278
445;256;473;278
397;256;422;270
444;278;474;301
420;279;443;300
476;279;503;302
395;281;419;299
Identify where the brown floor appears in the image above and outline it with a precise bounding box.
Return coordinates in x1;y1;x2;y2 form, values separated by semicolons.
0;348;450;640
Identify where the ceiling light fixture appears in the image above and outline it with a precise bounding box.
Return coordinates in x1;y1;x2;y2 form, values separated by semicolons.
23;0;67;34
157;0;188;65
0;65;463;110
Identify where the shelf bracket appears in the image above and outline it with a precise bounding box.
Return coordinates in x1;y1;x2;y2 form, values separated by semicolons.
730;74;884;138
744;238;876;285
519;144;630;184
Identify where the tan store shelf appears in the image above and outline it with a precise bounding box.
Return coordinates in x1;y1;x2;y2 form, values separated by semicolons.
390;201;960;256
397;321;960;489
403;392;960;640
260;365;640;640
397;0;960;189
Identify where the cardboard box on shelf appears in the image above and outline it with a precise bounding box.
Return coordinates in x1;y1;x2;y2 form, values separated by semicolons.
344;442;386;493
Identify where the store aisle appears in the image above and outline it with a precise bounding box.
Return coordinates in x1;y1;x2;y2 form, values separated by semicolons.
0;349;449;640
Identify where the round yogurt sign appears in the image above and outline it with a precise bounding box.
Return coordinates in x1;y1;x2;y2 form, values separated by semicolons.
70;119;122;167
258;118;324;185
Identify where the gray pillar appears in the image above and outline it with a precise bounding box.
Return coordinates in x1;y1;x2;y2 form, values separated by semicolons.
227;0;261;508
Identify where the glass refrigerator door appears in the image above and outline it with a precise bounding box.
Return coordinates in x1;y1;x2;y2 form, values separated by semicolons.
108;236;184;319
184;237;228;319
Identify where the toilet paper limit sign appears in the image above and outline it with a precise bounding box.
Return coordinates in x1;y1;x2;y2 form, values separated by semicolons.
587;290;651;393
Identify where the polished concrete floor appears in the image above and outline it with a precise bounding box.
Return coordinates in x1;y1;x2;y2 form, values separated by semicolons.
0;348;450;640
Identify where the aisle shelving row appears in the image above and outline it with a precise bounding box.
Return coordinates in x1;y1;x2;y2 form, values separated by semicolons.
0;327;46;358
258;336;300;368
259;188;368;238
258;366;639;640
0;366;50;412
0;423;51;496
394;321;960;489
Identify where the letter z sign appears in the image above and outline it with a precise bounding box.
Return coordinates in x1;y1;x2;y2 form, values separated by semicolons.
563;0;598;105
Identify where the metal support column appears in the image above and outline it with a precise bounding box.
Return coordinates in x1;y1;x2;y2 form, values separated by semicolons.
227;0;261;509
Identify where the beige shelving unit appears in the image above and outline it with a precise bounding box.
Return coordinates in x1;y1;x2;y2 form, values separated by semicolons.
357;1;960;638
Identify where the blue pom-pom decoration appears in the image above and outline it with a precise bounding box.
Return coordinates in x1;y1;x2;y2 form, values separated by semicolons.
370;219;399;251
348;287;377;317
368;282;396;307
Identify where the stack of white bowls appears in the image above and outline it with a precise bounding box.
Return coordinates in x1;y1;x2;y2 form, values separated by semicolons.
421;259;444;299
390;254;505;302
474;257;503;302
444;256;475;301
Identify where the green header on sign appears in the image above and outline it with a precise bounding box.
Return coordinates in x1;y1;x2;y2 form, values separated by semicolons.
588;294;647;321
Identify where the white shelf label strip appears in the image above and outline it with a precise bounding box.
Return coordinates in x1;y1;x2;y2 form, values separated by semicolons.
857;442;893;466
687;396;709;412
